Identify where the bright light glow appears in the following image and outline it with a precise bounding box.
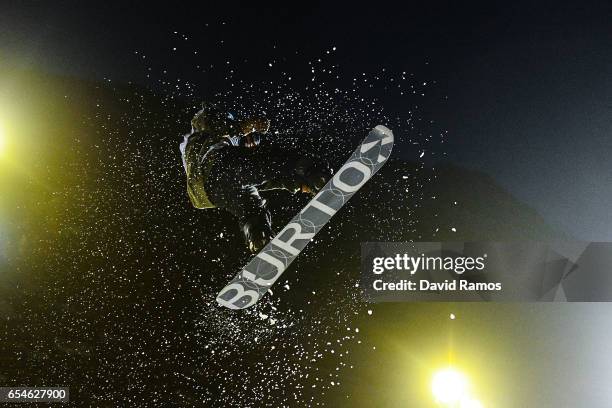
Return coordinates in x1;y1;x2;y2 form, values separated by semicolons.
460;399;484;408
0;122;5;154
432;368;469;405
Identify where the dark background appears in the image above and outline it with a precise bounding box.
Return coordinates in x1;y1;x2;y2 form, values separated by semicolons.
3;1;612;239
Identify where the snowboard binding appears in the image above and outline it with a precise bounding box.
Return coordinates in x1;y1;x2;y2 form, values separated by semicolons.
295;157;332;196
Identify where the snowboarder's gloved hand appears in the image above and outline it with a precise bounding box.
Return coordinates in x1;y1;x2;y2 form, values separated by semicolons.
239;132;262;148
237;116;269;148
238;117;270;135
224;132;263;148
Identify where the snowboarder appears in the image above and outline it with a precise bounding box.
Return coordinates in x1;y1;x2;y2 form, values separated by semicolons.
180;103;331;253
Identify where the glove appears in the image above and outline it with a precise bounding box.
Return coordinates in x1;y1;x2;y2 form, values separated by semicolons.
239;132;262;148
239;117;270;134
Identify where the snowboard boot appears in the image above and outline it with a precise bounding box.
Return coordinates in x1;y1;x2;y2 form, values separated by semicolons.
295;157;332;196
240;199;273;253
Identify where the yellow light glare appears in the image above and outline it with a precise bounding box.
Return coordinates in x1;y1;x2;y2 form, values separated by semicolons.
431;368;469;405
461;398;484;408
0;122;5;154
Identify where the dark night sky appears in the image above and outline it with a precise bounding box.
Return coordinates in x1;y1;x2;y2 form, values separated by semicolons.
2;0;612;240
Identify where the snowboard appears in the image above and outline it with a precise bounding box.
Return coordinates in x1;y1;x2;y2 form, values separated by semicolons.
216;125;394;309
